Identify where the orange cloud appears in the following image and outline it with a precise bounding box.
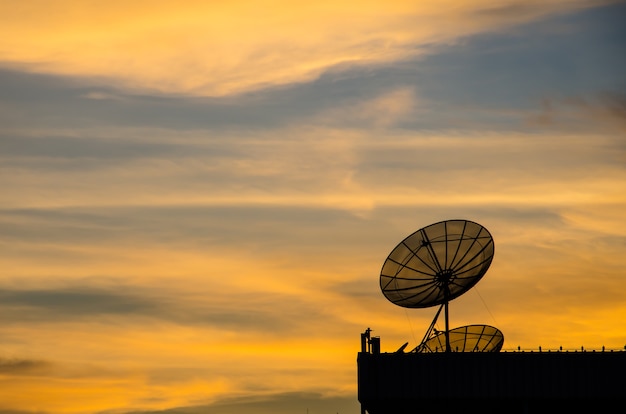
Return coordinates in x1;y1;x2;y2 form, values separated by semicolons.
0;0;603;95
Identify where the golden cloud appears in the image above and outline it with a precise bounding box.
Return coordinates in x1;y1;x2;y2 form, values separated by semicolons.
0;0;602;95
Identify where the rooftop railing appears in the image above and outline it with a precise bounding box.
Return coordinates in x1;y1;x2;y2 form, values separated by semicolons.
501;345;626;353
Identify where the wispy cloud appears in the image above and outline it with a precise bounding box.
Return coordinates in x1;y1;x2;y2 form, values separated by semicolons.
529;92;626;132
123;392;358;414
0;1;610;96
0;358;52;375
0;285;337;336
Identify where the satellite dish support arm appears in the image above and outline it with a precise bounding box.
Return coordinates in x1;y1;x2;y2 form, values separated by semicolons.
413;303;444;352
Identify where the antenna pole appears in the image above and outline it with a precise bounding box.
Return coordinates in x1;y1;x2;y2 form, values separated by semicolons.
444;299;451;352
444;283;451;353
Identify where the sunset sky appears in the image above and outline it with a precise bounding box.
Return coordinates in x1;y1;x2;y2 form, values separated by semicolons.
1;1;625;413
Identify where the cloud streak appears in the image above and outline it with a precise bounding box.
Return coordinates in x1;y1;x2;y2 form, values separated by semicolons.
0;286;338;336
0;358;52;376
125;392;358;414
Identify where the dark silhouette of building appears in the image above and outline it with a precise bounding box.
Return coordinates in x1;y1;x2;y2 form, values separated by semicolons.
357;333;626;413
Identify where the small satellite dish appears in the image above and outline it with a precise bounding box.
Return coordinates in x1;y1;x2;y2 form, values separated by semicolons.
380;219;494;308
415;324;504;353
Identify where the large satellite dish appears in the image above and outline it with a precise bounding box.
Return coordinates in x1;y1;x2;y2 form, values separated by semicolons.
380;219;494;308
379;219;500;353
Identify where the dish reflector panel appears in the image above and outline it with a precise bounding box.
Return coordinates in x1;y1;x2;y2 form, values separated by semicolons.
380;219;494;308
418;324;504;353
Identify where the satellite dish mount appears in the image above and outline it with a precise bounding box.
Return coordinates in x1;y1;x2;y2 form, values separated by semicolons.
379;219;502;353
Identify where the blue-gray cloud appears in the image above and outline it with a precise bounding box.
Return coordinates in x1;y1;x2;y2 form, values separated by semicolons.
0;285;334;334
417;2;626;102
0;205;377;249
0;288;157;316
0;133;187;160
